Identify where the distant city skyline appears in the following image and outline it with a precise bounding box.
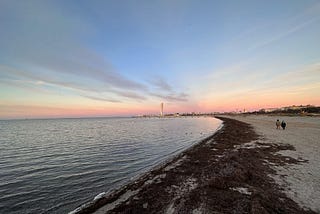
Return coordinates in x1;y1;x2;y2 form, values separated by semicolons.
1;0;320;119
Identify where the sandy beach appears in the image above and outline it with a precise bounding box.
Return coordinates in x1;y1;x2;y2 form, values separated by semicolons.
71;116;318;214
225;115;320;212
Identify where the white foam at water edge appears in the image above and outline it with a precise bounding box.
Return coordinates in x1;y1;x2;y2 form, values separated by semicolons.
68;192;106;214
215;121;224;133
94;192;106;201
69;204;86;214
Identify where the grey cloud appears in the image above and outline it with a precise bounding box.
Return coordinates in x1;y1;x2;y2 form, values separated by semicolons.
147;77;189;101
150;92;188;102
30;49;147;91
249;17;320;51
80;94;121;103
0;78;54;94
149;77;173;92
0;1;147;92
6;45;147;92
147;77;189;102
110;89;147;101
0;65;102;93
0;65;147;102
0;1;185;104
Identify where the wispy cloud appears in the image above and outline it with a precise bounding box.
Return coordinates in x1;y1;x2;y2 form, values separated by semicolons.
0;78;54;94
28;48;147;91
227;62;320;97
0;0;190;104
147;77;189;102
265;62;320;89
148;77;173;92
109;89;147;101
0;1;148;102
150;92;188;102
249;17;320;51
0;65;99;92
247;2;320;51
80;94;121;103
2;63;188;103
0;64;146;102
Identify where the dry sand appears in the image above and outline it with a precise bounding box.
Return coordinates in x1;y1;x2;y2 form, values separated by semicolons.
226;115;320;212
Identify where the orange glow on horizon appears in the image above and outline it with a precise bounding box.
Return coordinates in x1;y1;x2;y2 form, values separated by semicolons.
1;98;319;119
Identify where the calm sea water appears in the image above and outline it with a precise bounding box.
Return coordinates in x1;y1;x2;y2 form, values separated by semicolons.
0;117;221;214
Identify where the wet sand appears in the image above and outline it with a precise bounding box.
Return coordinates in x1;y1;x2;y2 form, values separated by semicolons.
71;117;316;214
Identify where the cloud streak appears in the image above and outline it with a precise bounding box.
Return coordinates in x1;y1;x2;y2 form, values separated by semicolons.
147;76;189;102
1;64;188;103
249;17;320;51
0;1;149;101
0;1;192;106
0;64;146;102
149;77;173;92
80;94;121;103
150;92;188;102
246;2;320;51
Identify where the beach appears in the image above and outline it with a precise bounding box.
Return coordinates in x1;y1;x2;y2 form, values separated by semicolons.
225;115;320;212
72;116;318;214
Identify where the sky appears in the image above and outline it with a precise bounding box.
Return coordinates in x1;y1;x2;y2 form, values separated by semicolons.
0;0;320;119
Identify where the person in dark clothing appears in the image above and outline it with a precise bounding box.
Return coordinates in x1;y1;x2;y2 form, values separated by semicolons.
281;120;286;130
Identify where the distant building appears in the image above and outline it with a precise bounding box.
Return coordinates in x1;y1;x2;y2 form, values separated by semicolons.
264;108;278;112
160;103;164;117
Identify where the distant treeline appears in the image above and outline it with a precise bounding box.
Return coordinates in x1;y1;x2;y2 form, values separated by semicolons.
252;106;320;114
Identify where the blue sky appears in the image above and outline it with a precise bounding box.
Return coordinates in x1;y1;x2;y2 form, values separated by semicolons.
0;0;320;118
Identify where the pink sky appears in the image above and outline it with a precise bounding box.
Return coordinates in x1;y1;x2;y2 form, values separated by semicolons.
1;1;320;119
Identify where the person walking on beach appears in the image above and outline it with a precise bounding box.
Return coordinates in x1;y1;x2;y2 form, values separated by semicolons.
276;119;281;129
281;120;286;130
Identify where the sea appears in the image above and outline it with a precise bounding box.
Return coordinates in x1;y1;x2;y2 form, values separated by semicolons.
0;117;222;214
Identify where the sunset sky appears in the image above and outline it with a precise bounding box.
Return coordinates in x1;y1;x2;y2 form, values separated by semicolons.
1;0;320;119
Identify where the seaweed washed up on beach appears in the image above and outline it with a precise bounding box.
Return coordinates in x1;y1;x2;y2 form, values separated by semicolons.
72;117;318;214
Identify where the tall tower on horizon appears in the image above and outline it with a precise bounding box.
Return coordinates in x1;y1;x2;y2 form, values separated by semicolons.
160;102;164;117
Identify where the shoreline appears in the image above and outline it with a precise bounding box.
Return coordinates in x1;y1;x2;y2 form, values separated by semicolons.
71;117;316;214
224;115;320;212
